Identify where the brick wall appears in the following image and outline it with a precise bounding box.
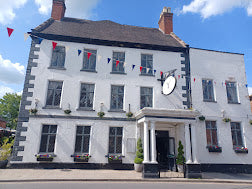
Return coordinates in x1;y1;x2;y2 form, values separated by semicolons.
0;120;6;129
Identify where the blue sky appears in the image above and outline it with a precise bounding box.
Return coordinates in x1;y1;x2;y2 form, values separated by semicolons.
0;0;251;97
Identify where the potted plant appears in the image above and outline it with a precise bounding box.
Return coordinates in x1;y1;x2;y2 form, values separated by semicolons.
176;141;185;173
234;147;248;153
126;112;133;118
35;154;56;162
71;154;91;162
97;111;105;118
198;115;205;121
29;108;38;115
207;145;222;152
107;154;122;164
64;109;71;114
134;138;144;172
0;137;14;168
222;118;231;123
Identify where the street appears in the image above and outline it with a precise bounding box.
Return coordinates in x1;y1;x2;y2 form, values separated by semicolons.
1;182;252;189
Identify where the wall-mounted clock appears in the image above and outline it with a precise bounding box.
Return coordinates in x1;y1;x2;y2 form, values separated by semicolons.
162;76;177;95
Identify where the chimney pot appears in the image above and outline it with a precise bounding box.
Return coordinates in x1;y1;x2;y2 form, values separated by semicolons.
158;7;173;34
51;0;66;21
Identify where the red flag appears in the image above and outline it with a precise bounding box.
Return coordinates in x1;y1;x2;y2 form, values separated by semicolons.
194;78;196;82
7;27;14;37
178;75;181;79
140;66;143;72
87;52;92;59
160;71;163;76
116;60;120;67
52;42;57;50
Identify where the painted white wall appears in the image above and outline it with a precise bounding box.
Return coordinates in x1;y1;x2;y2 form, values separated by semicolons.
190;48;252;164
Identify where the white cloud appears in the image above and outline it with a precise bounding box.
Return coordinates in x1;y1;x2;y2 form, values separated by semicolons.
248;87;252;95
34;0;100;18
0;86;14;98
182;0;252;19
0;55;25;84
0;0;27;25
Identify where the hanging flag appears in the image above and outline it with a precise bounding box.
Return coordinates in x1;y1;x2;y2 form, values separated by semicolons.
160;71;163;76
78;50;82;56
178;75;181;79
38;38;43;44
246;84;248;88
123;62;127;67
7;27;14;37
24;33;30;41
132;65;136;70
116;60;120;67
87;52;92;59
147;68;150;73
65;46;70;52
52;42;57;50
98;55;102;62
108;58;111;64
140;66;143;72
154;70;156;74
194;78;196;82
225;82;227;86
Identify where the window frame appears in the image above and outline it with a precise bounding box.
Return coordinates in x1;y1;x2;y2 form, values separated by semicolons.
140;87;153;109
111;51;125;74
45;81;63;108
49;46;66;69
79;83;95;110
39;125;57;153
81;49;97;72
230;122;244;148
108;127;123;154
74;126;91;154
110;85;124;111
205;121;218;146
226;81;239;104
140;54;153;76
202;79;215;102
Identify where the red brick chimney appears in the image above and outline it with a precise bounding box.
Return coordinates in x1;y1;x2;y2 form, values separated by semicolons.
51;0;66;21
158;7;173;34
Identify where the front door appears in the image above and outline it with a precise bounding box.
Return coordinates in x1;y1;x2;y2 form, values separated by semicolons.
156;131;169;170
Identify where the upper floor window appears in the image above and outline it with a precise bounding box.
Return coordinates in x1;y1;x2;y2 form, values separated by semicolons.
202;79;215;102
226;82;238;103
79;83;95;110
82;49;97;71
46;81;63;108
231;122;243;148
205;121;218;146
109;127;123;154
110;85;124;111
74;126;91;154
112;52;125;73
141;54;153;75
39;125;57;153
140;87;153;109
50;46;66;68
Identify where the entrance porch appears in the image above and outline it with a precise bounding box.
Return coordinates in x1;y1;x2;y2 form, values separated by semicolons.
135;108;201;178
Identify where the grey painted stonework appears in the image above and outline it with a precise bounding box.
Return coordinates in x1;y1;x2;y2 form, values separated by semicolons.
11;38;39;162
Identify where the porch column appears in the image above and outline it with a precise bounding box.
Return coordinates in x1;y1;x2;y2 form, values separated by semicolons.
190;124;199;164
143;121;150;163
184;124;192;163
150;121;157;163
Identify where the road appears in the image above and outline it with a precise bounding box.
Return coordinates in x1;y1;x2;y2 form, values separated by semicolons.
1;182;252;189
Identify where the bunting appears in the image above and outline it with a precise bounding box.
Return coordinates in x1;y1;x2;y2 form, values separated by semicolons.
154;70;156;74
132;65;136;70
24;33;30;41
108;58;111;64
160;71;163;76
116;60;120;67
87;52;92;59
78;50;82;56
38;38;43;44
146;68;150;73
52;42;57;50
7;27;14;37
140;66;143;72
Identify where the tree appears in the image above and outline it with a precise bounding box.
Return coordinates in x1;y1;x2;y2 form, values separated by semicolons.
134;138;144;164
0;93;21;130
176;140;185;165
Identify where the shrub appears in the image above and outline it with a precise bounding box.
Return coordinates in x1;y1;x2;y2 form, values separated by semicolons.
134;138;144;164
0;137;14;161
97;112;105;118
176;141;185;165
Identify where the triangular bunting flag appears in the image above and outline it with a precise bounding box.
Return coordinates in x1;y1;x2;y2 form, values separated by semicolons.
123;62;127;67
246;84;248;88
98;55;102;62
116;60;120;67
194;78;196;82
7;27;14;37
87;52;92;59
178;75;181;79
24;33;30;41
140;66;143;72
132;65;136;70
154;70;156;74
160;71;163;76
65;46;70;52
146;68;150;73
108;58;111;64
52;42;57;50
38;38;43;44
78;50;82;56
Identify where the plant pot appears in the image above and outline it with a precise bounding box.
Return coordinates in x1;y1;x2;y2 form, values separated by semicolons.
0;160;8;169
37;157;54;162
134;163;143;172
74;158;89;162
108;159;122;164
177;164;184;173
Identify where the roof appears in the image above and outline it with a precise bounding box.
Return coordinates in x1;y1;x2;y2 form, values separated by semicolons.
32;17;185;49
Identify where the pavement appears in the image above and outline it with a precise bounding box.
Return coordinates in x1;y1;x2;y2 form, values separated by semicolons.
0;169;252;184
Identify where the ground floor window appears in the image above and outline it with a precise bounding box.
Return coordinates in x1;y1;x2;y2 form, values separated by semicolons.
109;127;123;154
205;121;218;146
231;122;243;147
74;126;91;153
39;125;57;153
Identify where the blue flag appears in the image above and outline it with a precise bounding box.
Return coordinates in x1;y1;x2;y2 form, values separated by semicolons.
154;70;156;74
38;38;43;44
108;58;111;64
246;84;248;88
78;50;82;56
132;65;135;70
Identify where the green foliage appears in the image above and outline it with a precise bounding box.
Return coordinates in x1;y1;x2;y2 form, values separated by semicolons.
64;109;71;114
134;138;143;164
176;140;185;165
97;112;105;118
0;137;14;161
0;93;21;129
126;112;133;118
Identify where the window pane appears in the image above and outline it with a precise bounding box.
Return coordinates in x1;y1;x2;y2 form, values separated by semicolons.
80;84;94;108
237;130;243;146
46;89;54;106
226;82;238;103
39;135;48;152
231;130;237;146
42;125;49;133
202;79;214;101
77;126;83;134
206;130;211;146
211;130;218;145
117;127;123;135
109;136;115;153
48;135;56;152
140;87;153;109
50;125;57;134
46;81;63;107
84;126;91;134
109;127;116;135
51;46;65;68
116;136;122;153
112;52;125;72
141;54;153;75
83;136;90;153
83;49;97;70
110;86;124;110
75;136;82;153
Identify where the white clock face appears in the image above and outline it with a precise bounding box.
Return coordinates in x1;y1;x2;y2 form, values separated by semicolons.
163;76;177;95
